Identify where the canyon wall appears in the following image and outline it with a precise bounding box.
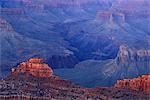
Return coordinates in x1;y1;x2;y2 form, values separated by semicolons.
117;45;150;76
115;75;150;93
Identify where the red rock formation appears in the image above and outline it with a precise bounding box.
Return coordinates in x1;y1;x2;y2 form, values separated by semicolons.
12;58;53;78
0;58;149;99
114;75;150;93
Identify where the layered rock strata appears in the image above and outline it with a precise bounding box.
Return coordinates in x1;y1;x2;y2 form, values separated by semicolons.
115;75;150;93
12;58;53;78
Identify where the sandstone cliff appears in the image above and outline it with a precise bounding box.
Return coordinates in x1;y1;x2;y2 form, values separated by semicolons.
115;75;150;93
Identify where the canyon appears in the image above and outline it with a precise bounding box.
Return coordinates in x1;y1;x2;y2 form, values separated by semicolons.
0;58;149;100
55;45;150;87
0;0;150;89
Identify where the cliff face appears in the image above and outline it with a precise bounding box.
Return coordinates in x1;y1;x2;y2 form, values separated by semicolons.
117;45;150;76
0;58;149;100
115;75;150;93
96;11;125;23
12;58;53;78
0;18;13;31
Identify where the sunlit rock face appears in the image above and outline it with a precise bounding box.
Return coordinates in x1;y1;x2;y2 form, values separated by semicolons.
115;75;150;93
12;58;53;78
0;59;149;100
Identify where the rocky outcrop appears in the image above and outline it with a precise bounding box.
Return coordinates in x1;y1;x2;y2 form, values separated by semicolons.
114;75;150;93
0;58;149;99
117;45;150;66
116;45;150;78
0;18;13;31
137;50;150;57
117;45;130;63
12;58;53;78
